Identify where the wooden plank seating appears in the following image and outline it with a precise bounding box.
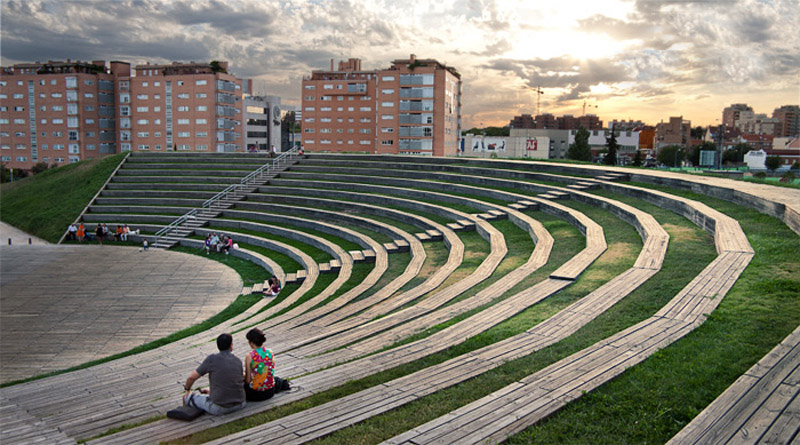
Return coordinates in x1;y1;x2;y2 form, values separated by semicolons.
667;325;800;444
6;154;788;445
171;189;667;445
380;194;753;445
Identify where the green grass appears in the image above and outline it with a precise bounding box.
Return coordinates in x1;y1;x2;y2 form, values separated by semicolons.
0;153;126;242
504;186;797;444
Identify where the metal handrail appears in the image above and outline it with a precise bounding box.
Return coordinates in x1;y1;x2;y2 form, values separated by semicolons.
155;147;300;246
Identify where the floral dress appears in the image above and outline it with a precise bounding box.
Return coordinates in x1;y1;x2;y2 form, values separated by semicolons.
248;347;274;391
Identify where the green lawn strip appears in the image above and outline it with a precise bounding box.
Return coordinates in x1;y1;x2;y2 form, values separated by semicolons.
0;153;125;242
164;209;595;444
501;186;798;444
382;229;488;316
305;190;715;445
0;248;262;389
372;202;634;355
205;225;333;264
275;175;514;206
350;212;425;235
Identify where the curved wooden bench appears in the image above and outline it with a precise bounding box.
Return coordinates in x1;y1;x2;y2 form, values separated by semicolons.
667;325;800;444
381;187;753;445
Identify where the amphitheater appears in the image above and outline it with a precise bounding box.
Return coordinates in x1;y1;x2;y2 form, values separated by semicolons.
1;150;798;444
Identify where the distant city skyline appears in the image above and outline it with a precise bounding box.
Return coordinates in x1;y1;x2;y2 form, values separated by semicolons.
2;0;798;128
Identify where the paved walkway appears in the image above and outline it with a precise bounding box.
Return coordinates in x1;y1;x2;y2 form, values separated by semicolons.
0;222;49;246
0;245;241;384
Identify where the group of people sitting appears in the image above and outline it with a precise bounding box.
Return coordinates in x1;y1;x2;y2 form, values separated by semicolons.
182;329;289;416
204;232;235;255
66;223;134;244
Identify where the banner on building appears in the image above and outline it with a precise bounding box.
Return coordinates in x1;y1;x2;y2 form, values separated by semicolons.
526;138;538;151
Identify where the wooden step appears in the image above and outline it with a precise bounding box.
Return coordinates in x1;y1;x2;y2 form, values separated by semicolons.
252;282;264;293
329;259;342;271
393;239;410;251
456;219;475;230
349;250;365;262
425;230;443;240
362;250;376;262
415;232;432;242
319;262;332;273
487;209;507;219
508;203;526;211
446;222;464;231
383;242;399;253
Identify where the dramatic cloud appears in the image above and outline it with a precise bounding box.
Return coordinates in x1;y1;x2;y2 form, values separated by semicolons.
1;0;797;126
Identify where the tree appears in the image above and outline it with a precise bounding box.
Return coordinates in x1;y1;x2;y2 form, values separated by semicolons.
603;131;618;165
209;60;227;73
632;149;643;167
690;141;717;166
791;161;800;171
31;162;50;175
765;155;781;172
657;145;684;167
690;126;705;140
464;126;509;136
567;126;592;162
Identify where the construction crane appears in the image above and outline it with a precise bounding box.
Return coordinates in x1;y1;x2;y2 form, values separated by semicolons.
522;85;544;115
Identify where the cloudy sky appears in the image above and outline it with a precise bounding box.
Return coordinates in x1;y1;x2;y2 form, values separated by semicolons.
2;0;798;128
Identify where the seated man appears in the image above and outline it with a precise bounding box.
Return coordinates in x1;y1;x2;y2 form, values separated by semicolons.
182;333;246;415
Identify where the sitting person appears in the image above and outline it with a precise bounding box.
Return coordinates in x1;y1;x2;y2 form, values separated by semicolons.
265;276;281;296
210;232;220;252
182;333;246;415
243;328;288;401
121;224;130;241
221;235;234;255
114;225;123;241
204;234;213;255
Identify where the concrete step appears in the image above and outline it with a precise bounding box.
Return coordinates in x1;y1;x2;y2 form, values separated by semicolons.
252;283;264;293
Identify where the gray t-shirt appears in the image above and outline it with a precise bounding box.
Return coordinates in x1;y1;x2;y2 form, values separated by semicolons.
196;350;245;407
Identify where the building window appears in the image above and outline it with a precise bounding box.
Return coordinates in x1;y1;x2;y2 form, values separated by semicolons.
360;107;371;111
137;119;149;125
381;102;394;107
359;129;371;134
177;119;190;125
137;131;150;138
65;77;77;88
304;128;315;133
196;132;208;137
136;94;148;100
177;106;189;112
381;140;394;145
360;140;371;145
137;145;150;150
196;93;207;98
196;105;207;111
381;76;395;82
14;118;26;124
136;106;149;112
177;132;190;137
177;93;190;99
305;96;315;101
68;130;79;141
196;144;208;150
323;84;333;90
196;119;207;125
320;107;331;112
195;80;207;85
381;127;394;133
381;115;393;120
304;85;315;90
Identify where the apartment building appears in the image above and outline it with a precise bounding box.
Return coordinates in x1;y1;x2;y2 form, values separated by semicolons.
1;59;247;171
655;116;691;149
509;113;603;130
722;103;753;128
120;61;243;153
243;95;281;152
0;60;123;170
301;55;462;156
773;105;800;137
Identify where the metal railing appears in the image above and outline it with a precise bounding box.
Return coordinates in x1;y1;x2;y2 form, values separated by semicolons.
154;147;300;246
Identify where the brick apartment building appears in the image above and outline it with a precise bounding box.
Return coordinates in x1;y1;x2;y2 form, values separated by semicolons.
0;60;122;170
301;55;462;156
507;113;602;130
773;105;800;137
1;59;245;171
655;116;691;149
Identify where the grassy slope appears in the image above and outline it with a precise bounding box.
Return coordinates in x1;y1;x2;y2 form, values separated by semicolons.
0;153;125;242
